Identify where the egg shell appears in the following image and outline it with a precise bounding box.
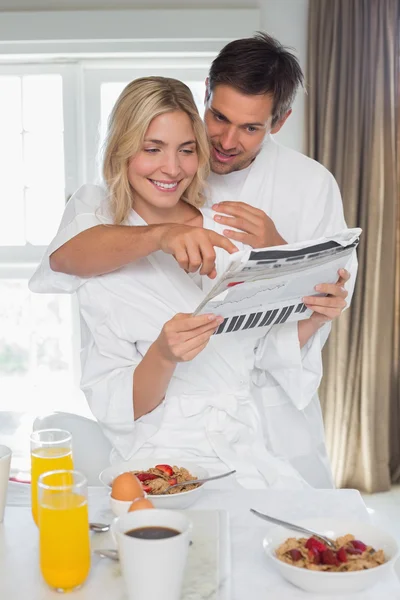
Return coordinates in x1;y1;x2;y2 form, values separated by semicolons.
111;472;144;501
128;498;154;512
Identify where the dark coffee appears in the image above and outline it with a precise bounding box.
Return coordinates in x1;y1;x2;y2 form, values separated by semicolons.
125;526;181;540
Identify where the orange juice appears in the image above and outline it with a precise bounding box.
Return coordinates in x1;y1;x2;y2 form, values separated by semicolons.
39;492;90;591
31;447;73;525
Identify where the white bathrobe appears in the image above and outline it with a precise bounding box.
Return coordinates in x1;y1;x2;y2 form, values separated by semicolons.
29;136;357;488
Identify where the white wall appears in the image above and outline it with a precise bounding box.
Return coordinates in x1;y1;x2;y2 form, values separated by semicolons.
260;0;309;151
0;0;309;151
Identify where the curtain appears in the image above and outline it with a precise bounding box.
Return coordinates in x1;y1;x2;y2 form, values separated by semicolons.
391;84;400;481
306;0;400;492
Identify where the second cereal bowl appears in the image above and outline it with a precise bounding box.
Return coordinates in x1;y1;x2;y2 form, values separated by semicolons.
262;517;399;594
100;458;208;509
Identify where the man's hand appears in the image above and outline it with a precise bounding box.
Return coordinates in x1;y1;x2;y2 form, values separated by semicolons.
155;313;224;363
212;201;286;248
158;224;238;279
303;269;350;327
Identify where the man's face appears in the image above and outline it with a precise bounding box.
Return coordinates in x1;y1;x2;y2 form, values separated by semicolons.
204;83;290;175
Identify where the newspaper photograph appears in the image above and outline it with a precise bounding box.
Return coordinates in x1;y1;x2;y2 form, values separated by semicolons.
194;228;361;335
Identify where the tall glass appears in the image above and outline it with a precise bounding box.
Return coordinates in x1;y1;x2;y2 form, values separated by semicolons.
30;429;73;525
38;470;90;592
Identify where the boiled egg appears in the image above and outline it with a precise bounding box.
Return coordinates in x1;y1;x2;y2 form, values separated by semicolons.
128;498;154;511
111;472;144;501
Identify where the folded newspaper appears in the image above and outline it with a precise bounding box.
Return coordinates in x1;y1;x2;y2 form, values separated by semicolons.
194;228;361;335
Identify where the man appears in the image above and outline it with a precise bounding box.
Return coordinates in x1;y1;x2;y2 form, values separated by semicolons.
30;33;355;487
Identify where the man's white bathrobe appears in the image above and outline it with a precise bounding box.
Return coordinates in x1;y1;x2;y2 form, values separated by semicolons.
208;135;357;486
29;136;357;489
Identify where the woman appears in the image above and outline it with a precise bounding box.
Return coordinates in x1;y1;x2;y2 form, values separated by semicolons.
30;77;334;489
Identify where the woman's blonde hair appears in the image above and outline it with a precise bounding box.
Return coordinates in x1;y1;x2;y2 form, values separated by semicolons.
102;76;210;224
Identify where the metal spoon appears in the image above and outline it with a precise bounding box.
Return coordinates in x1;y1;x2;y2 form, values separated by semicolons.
90;522;110;533
164;469;236;493
94;548;118;560
250;508;336;550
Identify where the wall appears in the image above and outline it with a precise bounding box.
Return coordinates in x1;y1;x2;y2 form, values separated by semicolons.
260;0;309;151
0;0;309;151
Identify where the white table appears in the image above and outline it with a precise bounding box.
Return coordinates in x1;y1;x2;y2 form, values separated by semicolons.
2;484;400;600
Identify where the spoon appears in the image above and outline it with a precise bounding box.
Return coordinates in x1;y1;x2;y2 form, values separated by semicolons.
94;548;118;560
165;469;236;493
250;509;336;550
90;522;110;533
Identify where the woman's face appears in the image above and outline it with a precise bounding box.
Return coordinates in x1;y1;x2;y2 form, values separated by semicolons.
128;110;199;215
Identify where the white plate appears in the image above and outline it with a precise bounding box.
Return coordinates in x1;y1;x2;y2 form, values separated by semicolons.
263;517;399;595
99;458;208;509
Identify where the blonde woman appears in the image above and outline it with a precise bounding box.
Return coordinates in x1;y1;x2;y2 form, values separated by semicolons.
30;77;334;489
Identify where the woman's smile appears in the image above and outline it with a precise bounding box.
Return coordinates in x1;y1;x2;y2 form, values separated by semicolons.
148;179;181;192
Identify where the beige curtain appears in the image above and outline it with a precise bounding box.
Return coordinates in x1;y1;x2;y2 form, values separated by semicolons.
391;88;400;481
307;0;400;492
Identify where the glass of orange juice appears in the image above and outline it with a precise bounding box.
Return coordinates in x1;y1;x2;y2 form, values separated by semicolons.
30;429;74;525
38;470;90;592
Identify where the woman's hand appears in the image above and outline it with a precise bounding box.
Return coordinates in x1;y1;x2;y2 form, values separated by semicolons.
155;313;223;363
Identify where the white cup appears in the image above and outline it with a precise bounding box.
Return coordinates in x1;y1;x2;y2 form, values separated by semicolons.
0;445;12;522
111;509;192;600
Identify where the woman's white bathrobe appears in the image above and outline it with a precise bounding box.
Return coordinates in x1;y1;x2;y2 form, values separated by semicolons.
29;178;352;489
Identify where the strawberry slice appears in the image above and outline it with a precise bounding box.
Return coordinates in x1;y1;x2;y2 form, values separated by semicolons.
305;537;327;553
141;484;152;493
346;546;363;555
351;540;367;552
320;549;339;566
168;478;178;486
289;549;302;561
155;464;174;477
308;548;321;564
337;547;348;563
136;472;159;482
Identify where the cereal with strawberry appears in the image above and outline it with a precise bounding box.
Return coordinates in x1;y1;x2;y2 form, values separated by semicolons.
276;534;385;572
131;464;200;495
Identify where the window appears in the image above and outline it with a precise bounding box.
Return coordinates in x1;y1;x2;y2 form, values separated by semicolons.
0;73;64;247
0;65;86;425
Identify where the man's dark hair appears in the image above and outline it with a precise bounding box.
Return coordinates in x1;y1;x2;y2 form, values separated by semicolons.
208;32;304;126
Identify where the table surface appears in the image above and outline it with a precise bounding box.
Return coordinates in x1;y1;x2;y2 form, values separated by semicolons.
2;483;400;600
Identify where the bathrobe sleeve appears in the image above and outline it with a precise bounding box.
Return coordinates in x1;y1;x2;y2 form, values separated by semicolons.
28;184;110;294
79;303;165;461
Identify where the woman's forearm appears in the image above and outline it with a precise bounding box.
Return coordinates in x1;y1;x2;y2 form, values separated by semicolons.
297;318;324;348
132;342;177;420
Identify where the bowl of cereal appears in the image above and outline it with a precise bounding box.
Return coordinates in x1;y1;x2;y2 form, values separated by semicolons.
99;458;208;509
262;517;398;594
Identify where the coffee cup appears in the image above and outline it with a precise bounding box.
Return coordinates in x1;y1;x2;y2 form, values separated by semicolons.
111;508;191;600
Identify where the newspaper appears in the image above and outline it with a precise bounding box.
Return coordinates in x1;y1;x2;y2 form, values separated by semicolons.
194;228;361;335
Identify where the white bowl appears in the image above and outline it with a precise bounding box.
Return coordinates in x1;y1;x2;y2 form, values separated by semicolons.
99;458;208;509
262;517;399;594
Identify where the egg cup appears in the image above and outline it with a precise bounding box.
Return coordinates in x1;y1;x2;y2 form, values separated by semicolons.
110;493;149;517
